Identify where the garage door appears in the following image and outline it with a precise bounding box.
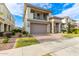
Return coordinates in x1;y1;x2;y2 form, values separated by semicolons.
30;23;47;34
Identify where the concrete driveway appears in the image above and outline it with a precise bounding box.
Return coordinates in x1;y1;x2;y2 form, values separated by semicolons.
0;37;79;56
34;33;64;43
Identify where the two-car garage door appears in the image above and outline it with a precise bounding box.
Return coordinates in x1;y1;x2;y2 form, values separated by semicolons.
30;23;47;34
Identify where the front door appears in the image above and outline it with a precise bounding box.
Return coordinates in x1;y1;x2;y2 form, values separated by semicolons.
4;24;7;32
54;23;59;33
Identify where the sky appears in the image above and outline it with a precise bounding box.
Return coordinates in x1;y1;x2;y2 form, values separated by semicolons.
5;3;79;27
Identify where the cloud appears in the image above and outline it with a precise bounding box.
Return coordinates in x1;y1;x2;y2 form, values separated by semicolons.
55;3;79;20
5;3;24;17
5;3;24;27
32;3;52;9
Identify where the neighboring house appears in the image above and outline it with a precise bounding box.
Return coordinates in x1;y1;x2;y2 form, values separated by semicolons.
49;16;76;33
75;21;79;28
61;16;76;32
61;16;70;32
0;3;15;32
49;16;63;33
23;3;51;34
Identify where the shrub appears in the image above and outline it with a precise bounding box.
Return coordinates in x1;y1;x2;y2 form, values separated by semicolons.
77;29;79;33
0;32;4;37
27;34;33;37
73;29;77;34
18;33;22;37
62;30;66;33
22;31;32;37
22;31;30;36
12;31;16;35
12;29;22;33
3;37;9;43
3;32;12;38
72;28;79;34
22;31;28;35
11;29;22;36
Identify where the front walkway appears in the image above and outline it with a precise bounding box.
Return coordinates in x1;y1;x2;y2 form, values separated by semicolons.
0;37;79;56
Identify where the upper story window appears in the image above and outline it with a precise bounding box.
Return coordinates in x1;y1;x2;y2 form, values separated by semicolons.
31;9;36;19
37;13;40;19
31;9;49;20
43;13;48;20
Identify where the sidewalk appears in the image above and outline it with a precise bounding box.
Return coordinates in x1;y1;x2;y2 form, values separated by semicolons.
0;37;79;56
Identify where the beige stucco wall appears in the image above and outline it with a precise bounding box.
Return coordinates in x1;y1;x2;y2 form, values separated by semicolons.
0;4;15;32
26;7;33;19
24;6;51;34
26;21;30;33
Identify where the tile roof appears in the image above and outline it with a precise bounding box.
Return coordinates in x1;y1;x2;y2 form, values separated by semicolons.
26;3;51;12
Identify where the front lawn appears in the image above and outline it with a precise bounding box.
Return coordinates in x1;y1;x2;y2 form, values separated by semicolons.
63;34;79;38
15;37;39;48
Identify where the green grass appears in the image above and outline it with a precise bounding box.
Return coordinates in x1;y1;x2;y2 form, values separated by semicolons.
63;34;79;38
15;37;39;48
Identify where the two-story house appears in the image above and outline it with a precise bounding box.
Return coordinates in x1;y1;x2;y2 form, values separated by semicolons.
23;3;51;34
23;3;76;34
0;3;15;32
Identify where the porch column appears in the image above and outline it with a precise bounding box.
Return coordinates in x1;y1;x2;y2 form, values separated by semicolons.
7;25;9;31
1;24;4;32
47;23;50;33
0;23;1;32
4;24;8;32
6;24;8;32
59;23;61;33
51;20;55;33
8;25;10;31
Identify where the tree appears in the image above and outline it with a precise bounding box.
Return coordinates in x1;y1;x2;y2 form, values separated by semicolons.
67;22;76;33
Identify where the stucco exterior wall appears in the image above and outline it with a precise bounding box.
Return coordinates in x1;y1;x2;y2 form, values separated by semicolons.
26;7;33;19
0;4;15;32
26;21;30;33
24;5;51;34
